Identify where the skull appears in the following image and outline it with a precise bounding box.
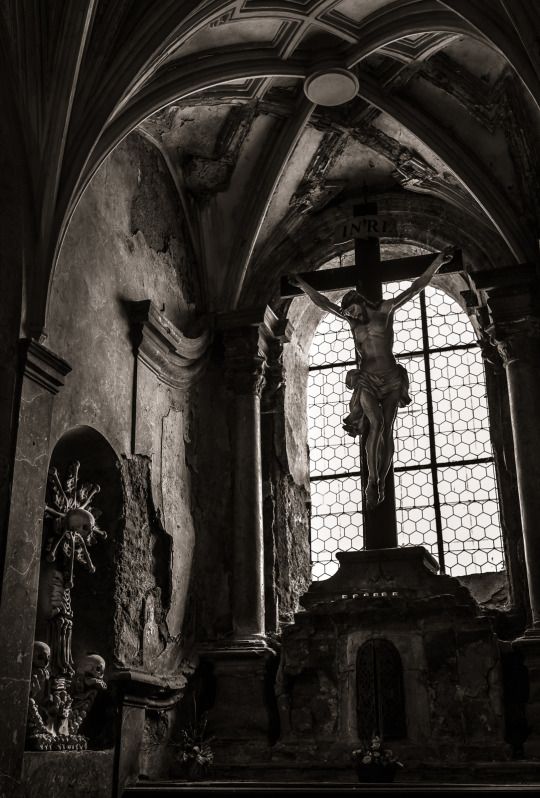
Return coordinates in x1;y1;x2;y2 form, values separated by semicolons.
64;508;95;539
32;641;51;671
78;653;106;680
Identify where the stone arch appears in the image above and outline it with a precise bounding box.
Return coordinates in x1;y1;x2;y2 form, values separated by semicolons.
244;191;512;307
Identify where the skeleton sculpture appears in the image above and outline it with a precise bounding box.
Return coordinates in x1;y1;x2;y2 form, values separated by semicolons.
26;642;54;750
70;654;108;734
26;462;108;751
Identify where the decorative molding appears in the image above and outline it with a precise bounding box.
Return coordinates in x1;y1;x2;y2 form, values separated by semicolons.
20;340;72;394
108;665;194;709
129;300;211;389
208;9;235;28
289;130;346;215
310;108;478;220
381;32;459;64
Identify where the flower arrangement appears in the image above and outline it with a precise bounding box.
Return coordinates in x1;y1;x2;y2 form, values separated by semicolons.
176;714;214;777
352;735;403;781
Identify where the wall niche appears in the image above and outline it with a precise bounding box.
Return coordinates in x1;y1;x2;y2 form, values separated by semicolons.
31;425;123;752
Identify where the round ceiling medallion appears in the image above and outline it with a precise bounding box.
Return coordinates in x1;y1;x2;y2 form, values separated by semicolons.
303;68;359;106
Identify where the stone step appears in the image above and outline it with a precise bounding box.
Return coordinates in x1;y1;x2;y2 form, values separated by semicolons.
124;781;540;797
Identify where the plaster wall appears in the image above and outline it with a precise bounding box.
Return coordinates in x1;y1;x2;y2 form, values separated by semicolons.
45;133;199;672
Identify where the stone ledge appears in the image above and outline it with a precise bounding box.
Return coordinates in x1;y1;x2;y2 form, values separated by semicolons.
301;546;475;610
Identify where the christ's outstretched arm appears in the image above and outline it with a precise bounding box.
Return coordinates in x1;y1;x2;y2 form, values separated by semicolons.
290;274;345;319
388;246;455;311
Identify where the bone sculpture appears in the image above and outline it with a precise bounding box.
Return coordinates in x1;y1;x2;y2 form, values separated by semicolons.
26;462;107;751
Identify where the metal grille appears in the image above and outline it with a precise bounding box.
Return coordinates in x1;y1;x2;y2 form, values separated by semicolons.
308;282;504;580
356;639;406;741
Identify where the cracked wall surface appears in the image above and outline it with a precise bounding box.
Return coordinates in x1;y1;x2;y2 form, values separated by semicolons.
46;132;199;676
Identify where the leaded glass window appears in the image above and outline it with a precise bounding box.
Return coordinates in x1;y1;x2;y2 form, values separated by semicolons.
308;282;504;580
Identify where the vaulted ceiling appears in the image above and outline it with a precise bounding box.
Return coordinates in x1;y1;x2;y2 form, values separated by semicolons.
2;0;540;333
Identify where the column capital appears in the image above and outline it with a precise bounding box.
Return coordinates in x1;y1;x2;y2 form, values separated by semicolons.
460;290;503;369
486;316;540;367
224;335;267;396
463;267;540;367
218;306;292;397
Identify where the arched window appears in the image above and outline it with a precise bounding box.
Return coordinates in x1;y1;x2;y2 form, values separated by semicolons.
308;282;504;581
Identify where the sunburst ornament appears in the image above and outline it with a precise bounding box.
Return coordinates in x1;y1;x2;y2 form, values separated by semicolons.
45;461;107;588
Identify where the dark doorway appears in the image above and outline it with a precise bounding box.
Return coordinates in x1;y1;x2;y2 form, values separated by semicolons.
356;638;406;741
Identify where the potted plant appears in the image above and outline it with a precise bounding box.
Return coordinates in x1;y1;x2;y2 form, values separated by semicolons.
352;735;403;783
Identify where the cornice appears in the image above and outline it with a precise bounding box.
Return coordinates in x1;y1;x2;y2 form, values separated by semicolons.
130;300;211;389
20;339;72;395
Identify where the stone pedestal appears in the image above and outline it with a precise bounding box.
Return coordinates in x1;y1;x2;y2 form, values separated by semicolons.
0;340;70;794
200;642;277;762
108;669;189;794
21;750;114;798
514;631;540;757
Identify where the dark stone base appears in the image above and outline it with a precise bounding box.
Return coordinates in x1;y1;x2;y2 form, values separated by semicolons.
200;639;278;758
514;629;540;757
22;750;114;798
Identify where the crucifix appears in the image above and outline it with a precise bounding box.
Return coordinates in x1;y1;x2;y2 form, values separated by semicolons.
282;202;461;550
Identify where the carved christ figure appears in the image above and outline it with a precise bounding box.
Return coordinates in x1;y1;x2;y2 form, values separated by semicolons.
291;246;455;509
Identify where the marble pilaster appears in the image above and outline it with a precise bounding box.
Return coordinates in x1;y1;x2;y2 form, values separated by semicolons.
0;340;71;789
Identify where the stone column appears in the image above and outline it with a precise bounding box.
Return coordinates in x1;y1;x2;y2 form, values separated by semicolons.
0;340;71;792
485;282;540;755
200;308;287;756
487;315;540;631
481;347;528;620
220;311;277;643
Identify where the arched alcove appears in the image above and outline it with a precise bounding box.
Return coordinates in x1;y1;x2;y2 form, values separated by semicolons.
36;425;123;673
356;638;406;742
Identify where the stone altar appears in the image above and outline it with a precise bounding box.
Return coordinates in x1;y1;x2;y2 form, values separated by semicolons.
275;546;507;766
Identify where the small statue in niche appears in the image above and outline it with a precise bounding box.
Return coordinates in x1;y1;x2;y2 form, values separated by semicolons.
70;654;108;735
26;462;108;751
291;247;455;508
26;642;54;750
46;464;107;588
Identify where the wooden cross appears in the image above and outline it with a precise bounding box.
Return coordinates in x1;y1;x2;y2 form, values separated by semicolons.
282;201;463;550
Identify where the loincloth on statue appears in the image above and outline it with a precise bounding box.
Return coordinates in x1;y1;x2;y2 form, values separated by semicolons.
342;364;411;437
